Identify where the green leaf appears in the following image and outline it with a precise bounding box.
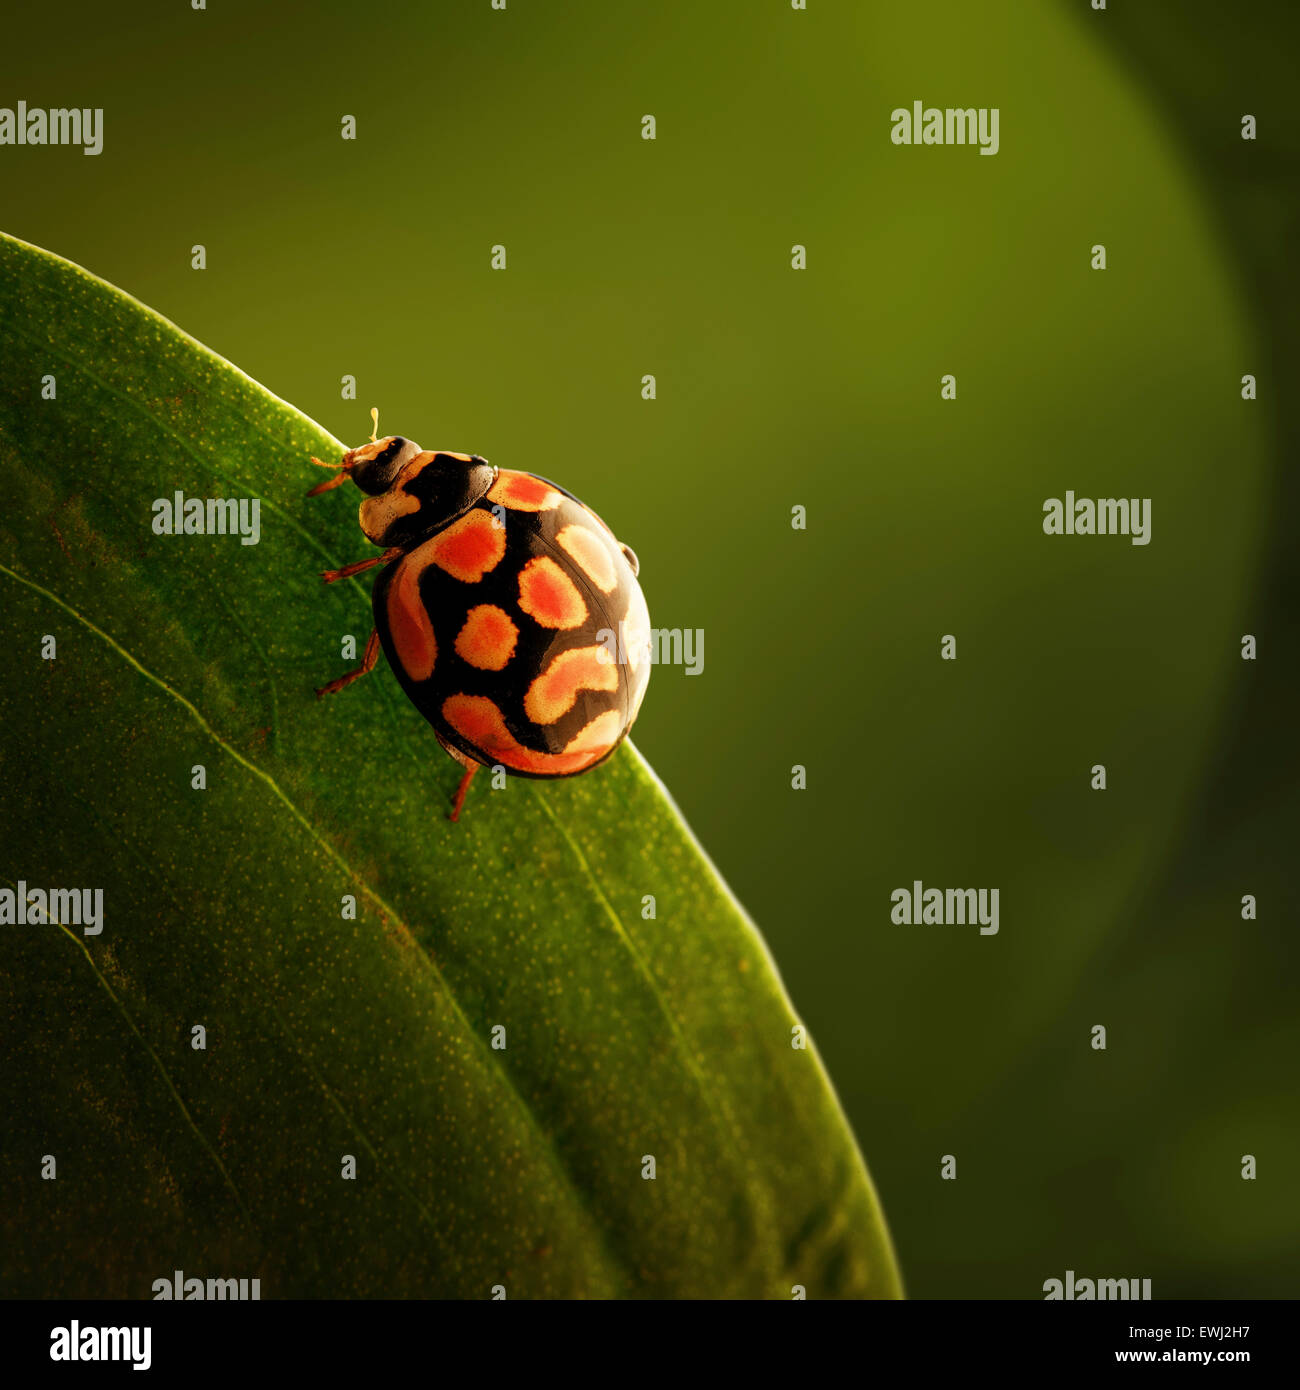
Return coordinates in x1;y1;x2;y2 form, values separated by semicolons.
0;231;899;1299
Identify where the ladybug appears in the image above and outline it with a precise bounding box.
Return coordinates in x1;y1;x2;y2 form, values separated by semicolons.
308;411;651;821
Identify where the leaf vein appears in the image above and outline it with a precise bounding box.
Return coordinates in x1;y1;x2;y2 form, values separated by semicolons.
0;559;631;1286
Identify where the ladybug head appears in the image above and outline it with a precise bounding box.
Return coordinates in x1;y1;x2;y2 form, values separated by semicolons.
307;409;423;498
308;412;495;547
343;435;423;495
306;430;421;499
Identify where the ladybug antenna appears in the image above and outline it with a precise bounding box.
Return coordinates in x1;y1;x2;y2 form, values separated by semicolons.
307;443;356;497
369;406;380;443
306;462;351;496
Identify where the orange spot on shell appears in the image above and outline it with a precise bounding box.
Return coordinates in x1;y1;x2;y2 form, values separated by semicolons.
518;556;587;629
524;645;618;724
442;696;622;775
488;470;562;512
429;509;506;582
556;524;617;593
564;709;623;758
454;605;519;671
386;553;437;681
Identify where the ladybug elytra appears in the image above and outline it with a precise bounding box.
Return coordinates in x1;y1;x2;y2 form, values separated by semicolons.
308;411;651;821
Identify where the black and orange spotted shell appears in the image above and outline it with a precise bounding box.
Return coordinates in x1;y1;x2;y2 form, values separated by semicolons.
364;446;651;779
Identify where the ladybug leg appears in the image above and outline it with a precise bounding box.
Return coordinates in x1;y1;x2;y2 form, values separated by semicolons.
315;628;380;699
436;734;483;823
321;547;403;584
449;764;478;823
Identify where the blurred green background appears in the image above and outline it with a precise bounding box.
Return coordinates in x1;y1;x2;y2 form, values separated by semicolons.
2;0;1295;1297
